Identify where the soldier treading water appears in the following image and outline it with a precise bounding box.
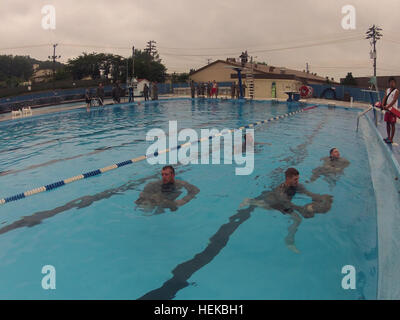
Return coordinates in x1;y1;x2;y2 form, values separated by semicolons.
308;148;350;187
135;166;200;215
240;168;333;253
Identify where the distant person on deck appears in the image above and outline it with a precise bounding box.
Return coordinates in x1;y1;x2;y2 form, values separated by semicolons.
97;83;105;106
152;82;159;100
190;80;196;99
207;81;212;98
231;82;236;99
196;83;201;97
148;82;152;99
382;77;399;144
112;82;121;104
128;84;134;103
143;84;150;101
239;168;333;253
211;80;218;99
235;83;240;99
85;89;91;110
201;82;206;97
135;166;200;214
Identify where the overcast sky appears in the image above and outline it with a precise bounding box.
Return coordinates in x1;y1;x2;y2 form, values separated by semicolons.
1;0;400;81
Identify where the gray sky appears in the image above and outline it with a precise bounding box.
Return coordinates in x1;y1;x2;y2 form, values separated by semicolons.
1;0;400;81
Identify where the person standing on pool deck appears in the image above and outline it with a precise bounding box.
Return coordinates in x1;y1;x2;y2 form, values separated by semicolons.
112;82;121;104
201;82;206;97
148;82;152;99
240;168;333;253
85;89;91;110
97;83;105;106
143;84;150;101
213;81;218;98
196;82;201;97
135;166;200;214
231;82;236;99
382;77;399;144
128;83;134;103
207;81;212;98
152;82;159;100
235;83;240;99
190;80;196;99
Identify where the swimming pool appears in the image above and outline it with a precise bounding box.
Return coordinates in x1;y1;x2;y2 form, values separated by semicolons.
0;98;389;299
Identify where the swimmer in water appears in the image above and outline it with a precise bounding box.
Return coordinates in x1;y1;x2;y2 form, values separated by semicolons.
233;132;271;154
308;148;350;187
240;168;333;253
135;166;200;214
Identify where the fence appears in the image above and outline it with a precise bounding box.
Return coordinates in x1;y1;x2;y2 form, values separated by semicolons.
3;80;391;114
308;83;387;104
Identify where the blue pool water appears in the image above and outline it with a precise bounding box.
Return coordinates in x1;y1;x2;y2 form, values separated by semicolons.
0;99;378;299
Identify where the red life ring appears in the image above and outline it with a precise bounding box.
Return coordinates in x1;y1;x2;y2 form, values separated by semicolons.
300;86;313;98
300;86;309;98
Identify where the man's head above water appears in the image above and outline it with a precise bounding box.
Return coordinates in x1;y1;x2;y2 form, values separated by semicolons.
285;168;299;187
330;148;340;159
161;166;175;184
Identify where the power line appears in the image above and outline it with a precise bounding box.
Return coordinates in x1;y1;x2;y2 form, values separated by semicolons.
157;30;365;51
0;44;52;50
158;36;363;57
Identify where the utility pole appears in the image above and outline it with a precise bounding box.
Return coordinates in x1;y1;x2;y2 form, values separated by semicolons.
132;46;135;81
306;62;309;73
131;45;135;102
48;43;61;90
366;25;383;77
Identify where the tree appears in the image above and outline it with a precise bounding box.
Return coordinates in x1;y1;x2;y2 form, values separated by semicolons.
54;67;72;81
66;52;103;80
0;55;34;85
66;50;167;83
132;49;166;82
341;72;357;86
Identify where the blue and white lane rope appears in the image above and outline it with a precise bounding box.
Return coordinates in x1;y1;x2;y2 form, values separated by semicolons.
0;106;318;205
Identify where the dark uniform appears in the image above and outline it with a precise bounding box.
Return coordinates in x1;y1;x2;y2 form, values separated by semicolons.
135;180;200;214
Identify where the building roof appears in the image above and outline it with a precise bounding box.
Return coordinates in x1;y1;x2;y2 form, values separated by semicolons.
190;59;334;84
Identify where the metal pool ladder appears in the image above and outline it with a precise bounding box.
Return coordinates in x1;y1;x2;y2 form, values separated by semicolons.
356;105;374;132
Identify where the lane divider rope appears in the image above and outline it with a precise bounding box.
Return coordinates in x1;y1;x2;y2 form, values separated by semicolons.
0;105;318;205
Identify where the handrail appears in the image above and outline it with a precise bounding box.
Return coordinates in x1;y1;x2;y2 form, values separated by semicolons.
356;105;373;132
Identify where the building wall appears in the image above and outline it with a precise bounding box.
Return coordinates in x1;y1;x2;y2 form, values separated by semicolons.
190;61;236;83
245;79;302;99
